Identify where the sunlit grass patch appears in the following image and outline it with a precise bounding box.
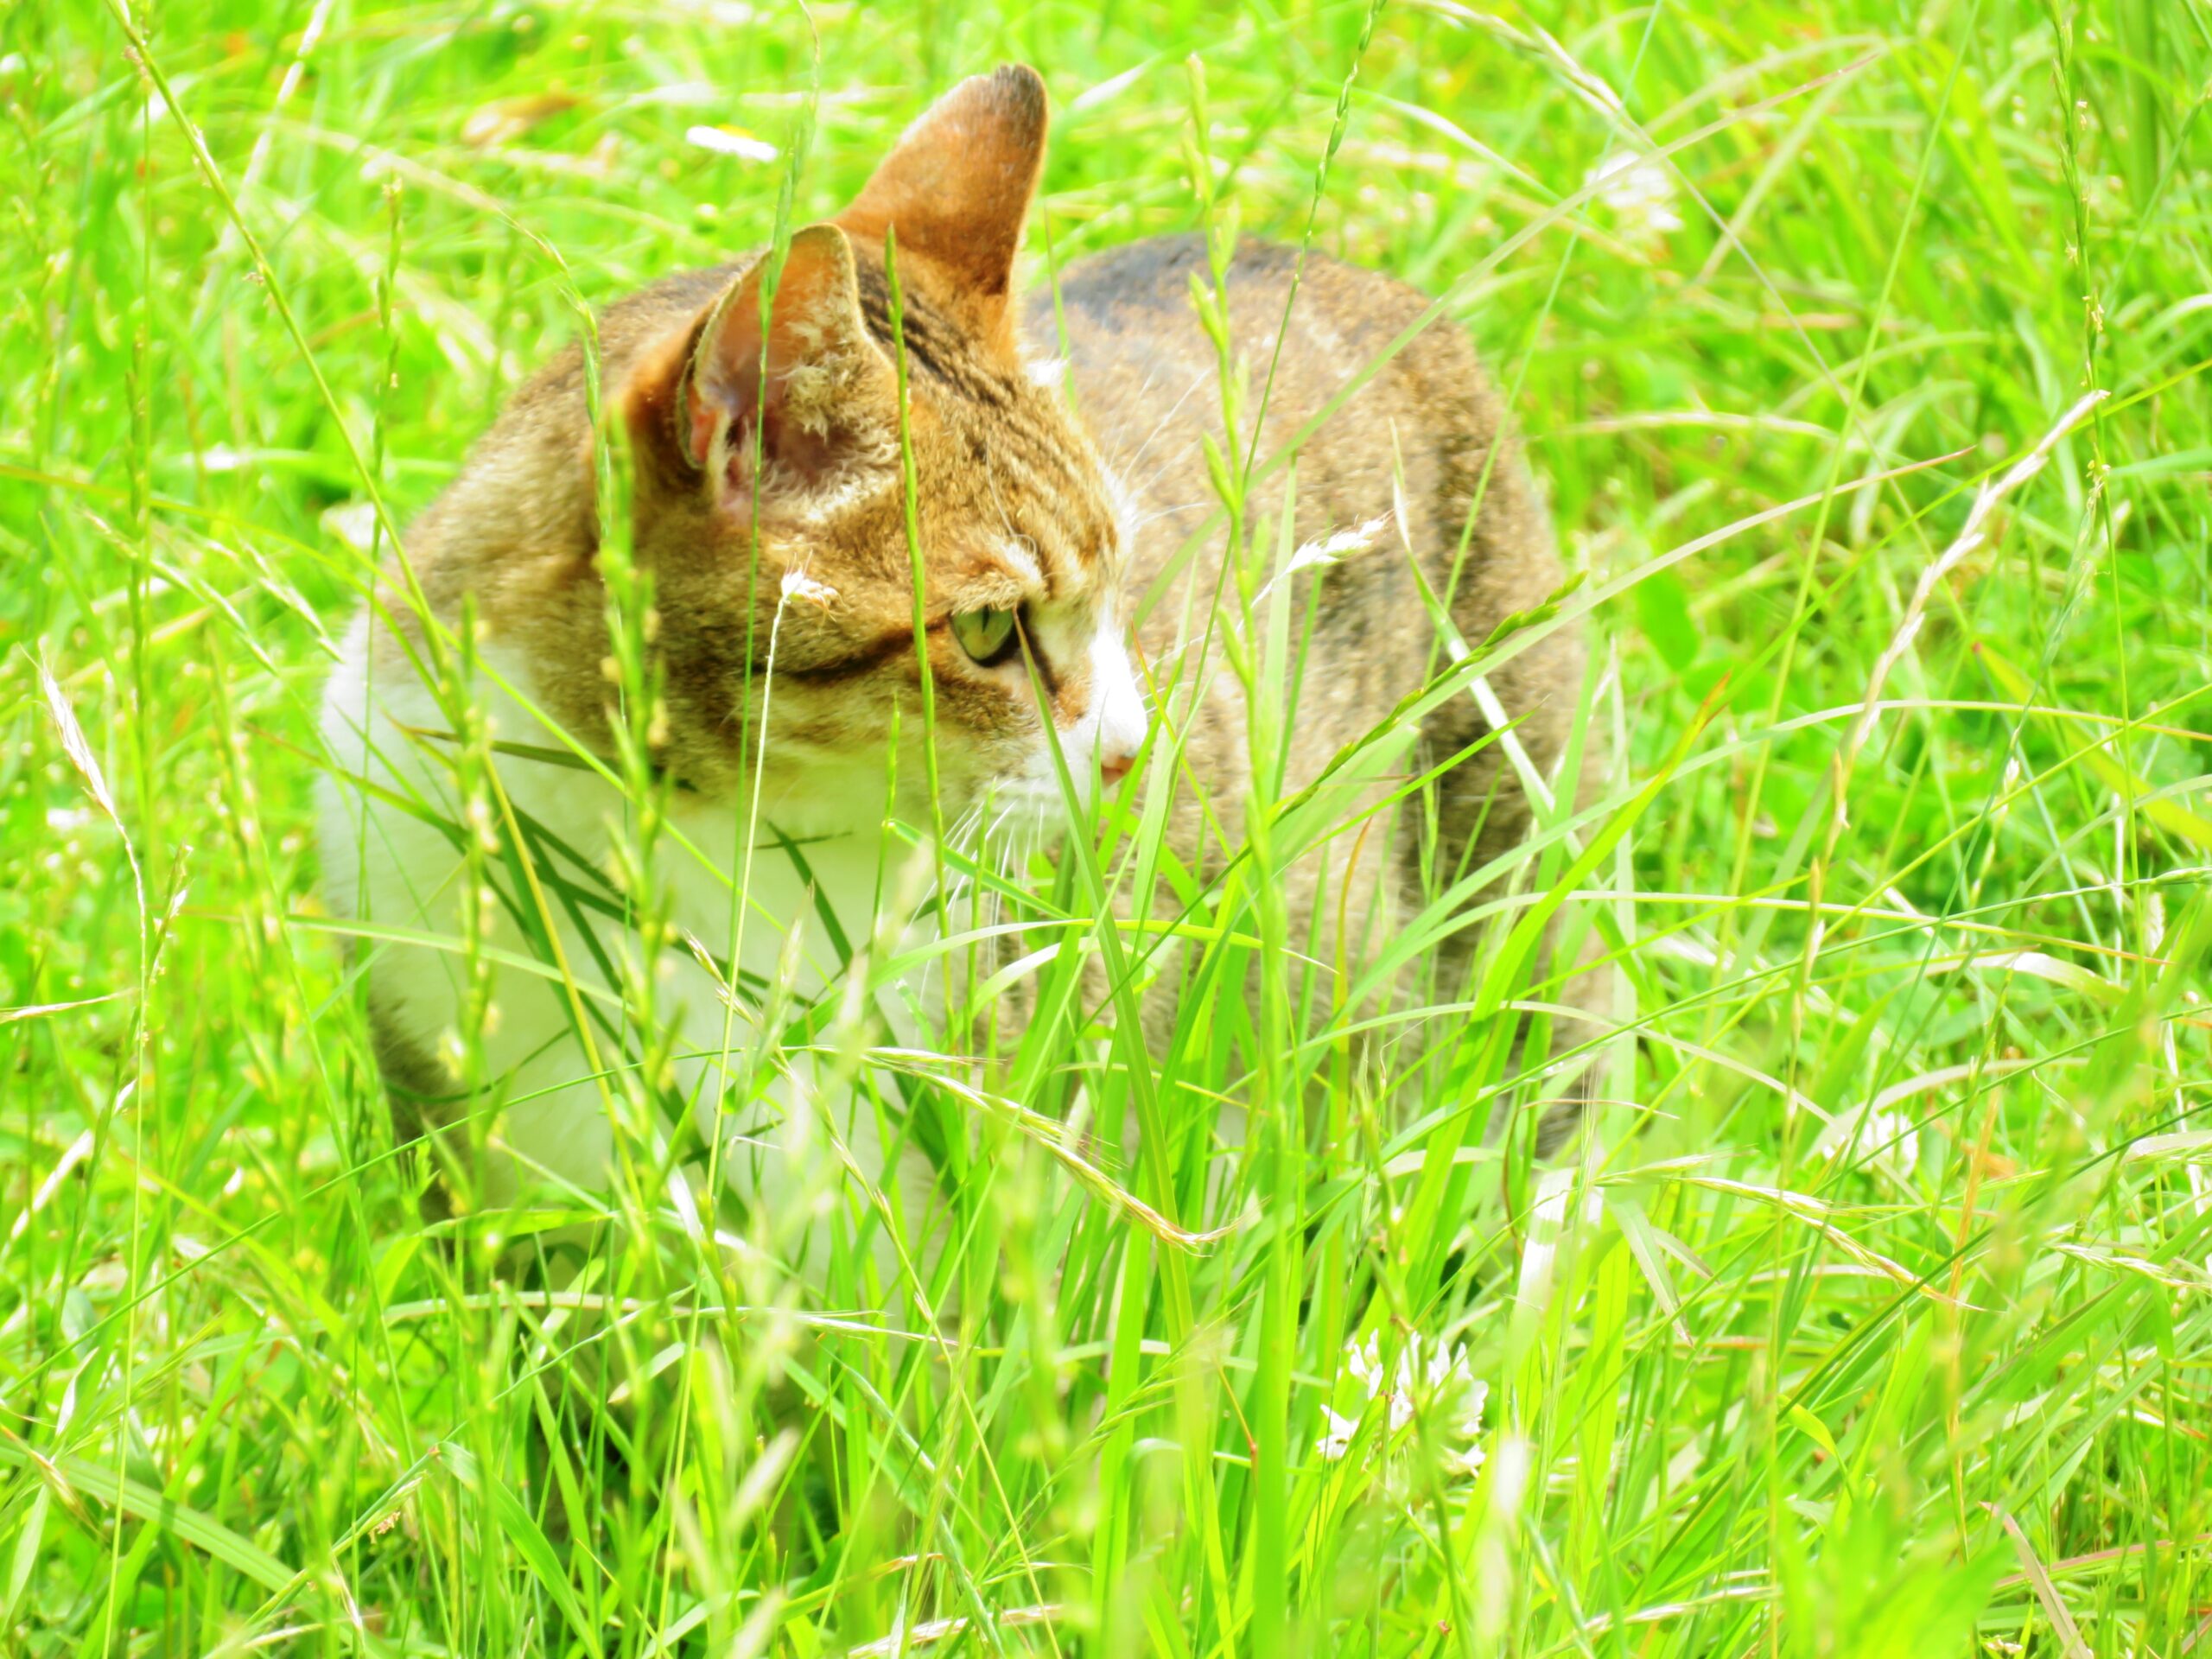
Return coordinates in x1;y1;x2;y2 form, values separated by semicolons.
4;1;2211;1654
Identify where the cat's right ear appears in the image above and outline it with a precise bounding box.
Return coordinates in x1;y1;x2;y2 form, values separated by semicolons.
835;64;1046;341
632;224;897;517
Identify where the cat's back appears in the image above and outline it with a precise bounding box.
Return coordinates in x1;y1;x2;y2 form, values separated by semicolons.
1036;234;1587;949
1033;234;1554;630
1041;232;1458;397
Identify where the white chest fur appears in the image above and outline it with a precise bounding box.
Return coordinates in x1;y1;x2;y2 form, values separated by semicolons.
318;620;945;1267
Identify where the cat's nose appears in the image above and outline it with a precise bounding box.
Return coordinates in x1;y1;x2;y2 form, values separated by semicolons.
1099;747;1137;788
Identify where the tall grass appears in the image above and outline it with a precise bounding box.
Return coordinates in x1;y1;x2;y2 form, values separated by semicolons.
5;0;2211;1653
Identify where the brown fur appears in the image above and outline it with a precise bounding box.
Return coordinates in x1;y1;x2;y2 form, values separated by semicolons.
358;64;1605;1147
378;80;1122;822
1037;237;1604;1035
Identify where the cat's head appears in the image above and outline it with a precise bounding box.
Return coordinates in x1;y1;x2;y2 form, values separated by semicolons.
620;66;1145;833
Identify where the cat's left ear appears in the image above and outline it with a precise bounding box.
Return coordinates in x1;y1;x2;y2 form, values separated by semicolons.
629;223;899;517
836;64;1046;340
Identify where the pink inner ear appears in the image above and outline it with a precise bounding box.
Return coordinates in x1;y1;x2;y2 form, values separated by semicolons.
684;343;852;501
683;308;772;475
684;380;726;470
683;248;825;475
677;226;890;504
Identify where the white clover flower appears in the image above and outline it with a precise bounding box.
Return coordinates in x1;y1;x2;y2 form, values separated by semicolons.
1315;1407;1360;1462
1449;1380;1491;1476
1333;1332;1489;1472
1346;1332;1383;1398
1585;153;1683;244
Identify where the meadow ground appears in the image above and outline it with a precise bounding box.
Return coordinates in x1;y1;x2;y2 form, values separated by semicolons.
5;0;2212;1653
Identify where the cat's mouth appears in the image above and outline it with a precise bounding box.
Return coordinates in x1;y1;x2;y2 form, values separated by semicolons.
955;760;1116;838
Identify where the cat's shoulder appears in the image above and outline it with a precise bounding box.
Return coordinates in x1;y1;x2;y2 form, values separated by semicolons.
1037;233;1437;329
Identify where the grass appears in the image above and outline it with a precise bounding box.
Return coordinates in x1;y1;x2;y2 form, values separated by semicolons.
4;0;2212;1652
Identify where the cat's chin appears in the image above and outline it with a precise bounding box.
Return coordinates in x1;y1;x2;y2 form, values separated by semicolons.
987;766;1106;822
912;772;1084;862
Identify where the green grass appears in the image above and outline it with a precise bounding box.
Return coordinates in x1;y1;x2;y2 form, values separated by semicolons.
5;0;2212;1652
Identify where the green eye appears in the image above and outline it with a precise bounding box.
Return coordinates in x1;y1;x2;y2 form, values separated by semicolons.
951;606;1020;667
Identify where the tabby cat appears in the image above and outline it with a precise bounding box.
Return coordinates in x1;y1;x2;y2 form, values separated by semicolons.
321;65;1596;1270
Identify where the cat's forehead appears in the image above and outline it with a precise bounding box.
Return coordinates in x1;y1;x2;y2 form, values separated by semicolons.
842;259;1120;593
963;429;1122;606
927;461;1116;615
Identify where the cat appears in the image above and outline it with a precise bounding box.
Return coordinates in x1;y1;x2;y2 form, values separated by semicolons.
320;64;1599;1283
